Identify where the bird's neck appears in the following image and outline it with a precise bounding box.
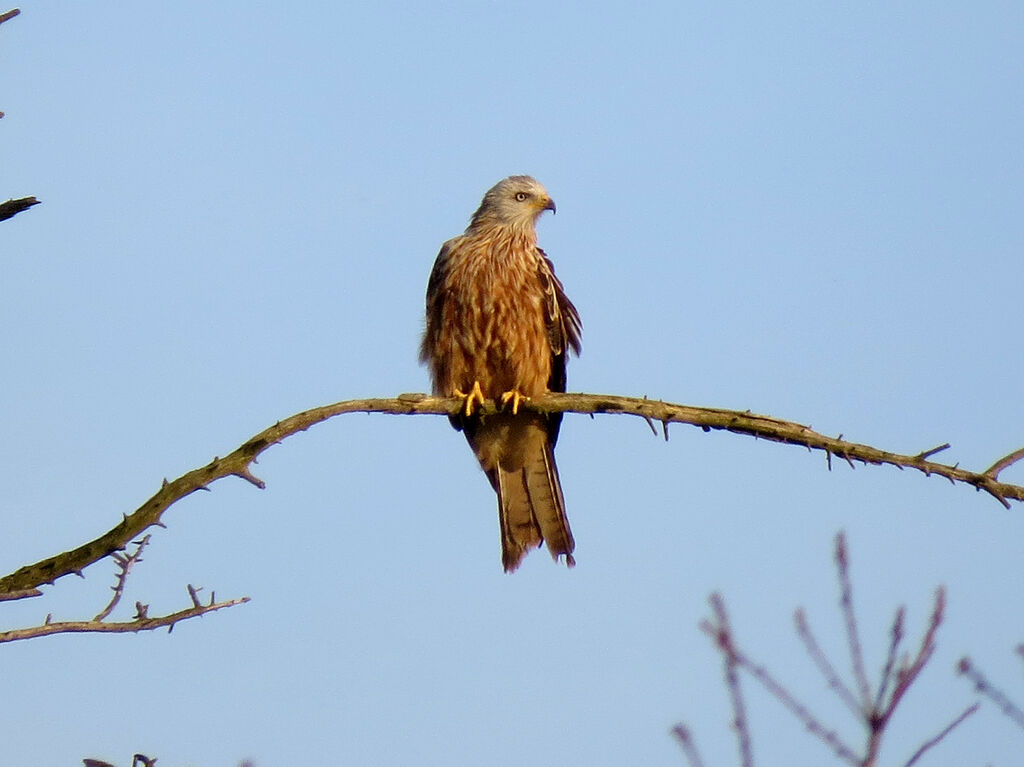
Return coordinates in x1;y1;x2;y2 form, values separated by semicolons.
467;214;539;243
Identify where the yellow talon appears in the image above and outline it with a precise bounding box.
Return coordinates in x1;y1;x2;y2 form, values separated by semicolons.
500;389;530;415
454;381;487;417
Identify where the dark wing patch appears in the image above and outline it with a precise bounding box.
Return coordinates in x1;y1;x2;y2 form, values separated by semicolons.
419;241;453;365
536;248;582;445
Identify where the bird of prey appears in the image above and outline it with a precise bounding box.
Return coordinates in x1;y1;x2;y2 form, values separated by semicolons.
420;175;582;572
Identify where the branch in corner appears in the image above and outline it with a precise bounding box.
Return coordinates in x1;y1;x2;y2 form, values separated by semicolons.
676;532;977;767
0;196;40;221
0;533;247;644
0;585;249;644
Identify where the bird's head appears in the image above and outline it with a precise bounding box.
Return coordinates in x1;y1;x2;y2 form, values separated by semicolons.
468;175;555;232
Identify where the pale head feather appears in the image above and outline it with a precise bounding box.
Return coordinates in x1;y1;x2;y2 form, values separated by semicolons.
467;175;556;233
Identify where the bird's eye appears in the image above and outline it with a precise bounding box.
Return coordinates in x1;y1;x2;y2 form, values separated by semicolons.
515;192;528;201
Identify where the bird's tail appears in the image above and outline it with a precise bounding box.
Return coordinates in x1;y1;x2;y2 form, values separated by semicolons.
495;442;576;573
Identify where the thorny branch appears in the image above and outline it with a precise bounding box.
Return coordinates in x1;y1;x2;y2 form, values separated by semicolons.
1;392;1021;597
0;585;248;644
93;535;150;621
2;533;245;644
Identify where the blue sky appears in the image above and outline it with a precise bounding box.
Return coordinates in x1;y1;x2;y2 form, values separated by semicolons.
3;2;1023;764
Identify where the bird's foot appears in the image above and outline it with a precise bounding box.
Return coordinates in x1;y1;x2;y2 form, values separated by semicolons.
454;381;487;417
500;389;531;416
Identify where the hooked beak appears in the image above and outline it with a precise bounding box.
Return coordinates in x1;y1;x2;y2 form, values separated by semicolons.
543;196;556;215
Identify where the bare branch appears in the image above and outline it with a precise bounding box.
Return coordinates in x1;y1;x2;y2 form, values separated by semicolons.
834;532;873;715
984;446;1024;480
702;594;861;766
705;593;755;767
93;535;150;621
0;589;248;644
902;703;978;767
670;724;706;767
883;588;944;721
872;606;905;714
957;656;1024;731
695;535;966;766
2;392;1021;598
0;8;19;26
0;196;40;221
794;607;863;719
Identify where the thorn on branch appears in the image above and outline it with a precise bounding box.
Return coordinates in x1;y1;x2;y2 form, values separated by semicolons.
915;443;951;461
235;466;266;489
94;534;151;621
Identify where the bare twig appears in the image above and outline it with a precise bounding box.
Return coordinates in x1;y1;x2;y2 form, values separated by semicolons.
0;196;40;221
705;593;755;767
701;594;861;765
1;392;1021;597
902;703;979;767
0;8;19;26
882;588;944;720
984;446;1024;480
670;724;706;767
915;443;950;461
93;535;150;621
872;606;905;714
794;607;863;718
957;656;1024;731
835;532;873;712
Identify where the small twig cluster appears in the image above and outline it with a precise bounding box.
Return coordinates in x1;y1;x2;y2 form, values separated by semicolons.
674;532;977;766
0;536;247;644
